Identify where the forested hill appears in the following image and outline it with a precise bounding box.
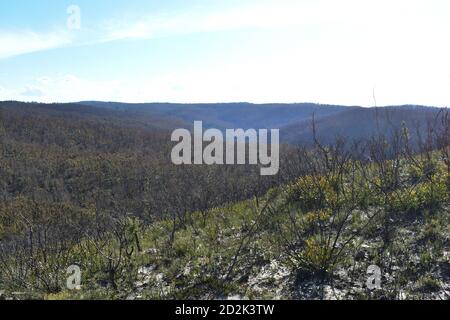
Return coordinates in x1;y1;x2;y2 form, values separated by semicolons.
78;101;354;130
73;102;445;145
0;100;287;224
0;101;444;147
0;101;188;134
281;105;444;145
0;100;448;300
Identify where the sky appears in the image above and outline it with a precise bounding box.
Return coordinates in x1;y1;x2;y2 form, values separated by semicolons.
0;0;449;106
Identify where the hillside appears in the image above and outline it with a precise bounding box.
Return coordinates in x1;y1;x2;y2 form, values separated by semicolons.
1;130;448;300
0;101;448;300
0;101;289;224
78;102;444;146
0;101;188;133
78;101;354;131
282;106;444;145
3;101;441;146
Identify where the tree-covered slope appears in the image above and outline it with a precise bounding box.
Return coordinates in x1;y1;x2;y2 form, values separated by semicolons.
1;119;448;299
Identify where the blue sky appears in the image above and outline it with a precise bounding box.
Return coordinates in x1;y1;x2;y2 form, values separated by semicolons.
0;0;449;106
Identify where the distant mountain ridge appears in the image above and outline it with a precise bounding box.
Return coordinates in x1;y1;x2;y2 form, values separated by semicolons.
78;101;355;130
1;101;445;146
281;105;444;145
78;101;444;145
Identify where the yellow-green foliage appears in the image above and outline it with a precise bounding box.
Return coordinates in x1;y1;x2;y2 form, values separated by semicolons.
286;175;342;212
285;236;339;277
1;146;448;299
417;275;441;293
388;171;448;215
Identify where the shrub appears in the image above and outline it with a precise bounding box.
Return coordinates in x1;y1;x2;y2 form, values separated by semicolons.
286;175;343;212
417;275;441;293
422;218;441;241
287;236;339;280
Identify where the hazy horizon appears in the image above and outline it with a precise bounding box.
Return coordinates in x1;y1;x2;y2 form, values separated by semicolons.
0;100;446;109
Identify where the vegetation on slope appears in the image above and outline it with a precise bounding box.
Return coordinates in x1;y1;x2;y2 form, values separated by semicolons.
0;103;448;300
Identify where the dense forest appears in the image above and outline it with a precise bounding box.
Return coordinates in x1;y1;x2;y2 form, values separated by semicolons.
0;101;448;300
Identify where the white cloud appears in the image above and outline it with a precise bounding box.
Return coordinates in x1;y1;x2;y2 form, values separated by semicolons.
99;0;450;44
0;85;19;101
100;1;325;42
21;85;45;97
9;75;121;103
5;54;449;106
0;30;71;60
